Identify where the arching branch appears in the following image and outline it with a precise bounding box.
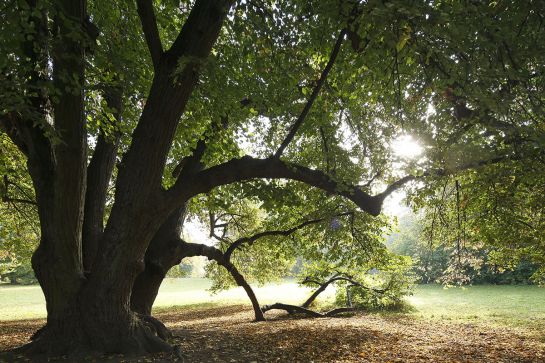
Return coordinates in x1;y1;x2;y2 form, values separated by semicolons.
167;210;355;321
224;214;345;260
179;241;265;321
262;273;392;318
170;156;382;216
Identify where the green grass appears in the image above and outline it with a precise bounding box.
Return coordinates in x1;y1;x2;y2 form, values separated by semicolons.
1;280;544;333
407;284;545;332
151;277;325;312
0;284;47;320
0;278;323;321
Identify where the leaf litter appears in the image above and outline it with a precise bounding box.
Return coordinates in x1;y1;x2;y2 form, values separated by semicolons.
0;305;543;362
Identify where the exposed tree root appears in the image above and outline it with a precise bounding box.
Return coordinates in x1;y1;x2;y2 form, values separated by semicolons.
6;316;173;360
138;313;173;341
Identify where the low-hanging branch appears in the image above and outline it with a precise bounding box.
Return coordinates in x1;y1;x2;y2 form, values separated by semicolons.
260;303;357;317
261;272;393;318
223;211;353;260
176;240;265;321
169;210;357;321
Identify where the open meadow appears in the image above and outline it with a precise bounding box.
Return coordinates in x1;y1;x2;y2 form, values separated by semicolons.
1;279;544;362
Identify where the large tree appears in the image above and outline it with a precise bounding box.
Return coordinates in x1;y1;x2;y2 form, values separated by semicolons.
1;0;543;358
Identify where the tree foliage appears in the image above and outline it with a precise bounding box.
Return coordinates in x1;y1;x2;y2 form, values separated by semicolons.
0;134;38;284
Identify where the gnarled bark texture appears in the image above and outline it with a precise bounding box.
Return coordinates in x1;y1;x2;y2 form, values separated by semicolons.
12;0;234;356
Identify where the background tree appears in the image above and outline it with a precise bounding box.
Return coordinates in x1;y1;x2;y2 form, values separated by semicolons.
0;134;38;284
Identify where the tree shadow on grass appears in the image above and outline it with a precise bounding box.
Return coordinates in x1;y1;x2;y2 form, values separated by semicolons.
173;321;387;362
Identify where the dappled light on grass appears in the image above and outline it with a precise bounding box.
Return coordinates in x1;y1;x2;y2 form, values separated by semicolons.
152;278;335;313
407;285;545;334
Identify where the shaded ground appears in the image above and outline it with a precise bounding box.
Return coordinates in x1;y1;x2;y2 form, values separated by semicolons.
1;305;544;362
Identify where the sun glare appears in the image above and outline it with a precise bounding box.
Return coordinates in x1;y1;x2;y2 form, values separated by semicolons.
391;135;423;159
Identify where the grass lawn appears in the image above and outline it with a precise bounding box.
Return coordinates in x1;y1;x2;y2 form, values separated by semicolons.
1;279;544;333
406;284;545;333
0;278;325;321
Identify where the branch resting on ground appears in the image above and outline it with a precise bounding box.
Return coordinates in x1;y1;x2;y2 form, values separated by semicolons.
260;303;358;317
261;273;392;318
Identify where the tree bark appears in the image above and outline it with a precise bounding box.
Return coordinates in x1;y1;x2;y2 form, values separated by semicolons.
30;0;86;331
82;87;122;272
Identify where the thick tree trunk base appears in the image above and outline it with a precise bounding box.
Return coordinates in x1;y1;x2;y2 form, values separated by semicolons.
9;314;172;359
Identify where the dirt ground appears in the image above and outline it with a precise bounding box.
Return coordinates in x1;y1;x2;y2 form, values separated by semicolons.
1;305;544;362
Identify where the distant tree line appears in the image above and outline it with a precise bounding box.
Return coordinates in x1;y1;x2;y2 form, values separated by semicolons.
387;213;539;285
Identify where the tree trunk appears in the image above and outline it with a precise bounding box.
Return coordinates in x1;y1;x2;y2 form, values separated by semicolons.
131;206;188;315
82;87;122;273
131;265;168;316
27;0;87;349
5;0;233;357
23;288;171;357
52;1;231;354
